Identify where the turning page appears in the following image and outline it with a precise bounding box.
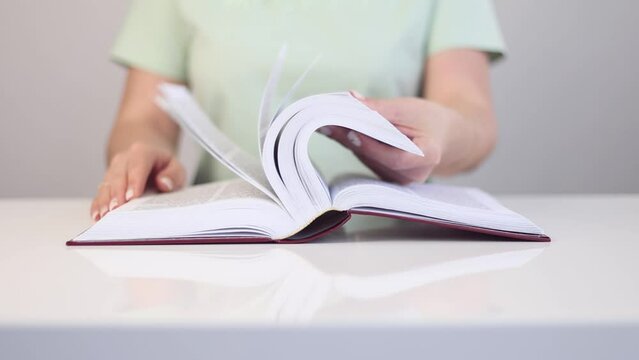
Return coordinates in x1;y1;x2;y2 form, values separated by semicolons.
258;45;287;154
157;84;280;206
257;45;320;154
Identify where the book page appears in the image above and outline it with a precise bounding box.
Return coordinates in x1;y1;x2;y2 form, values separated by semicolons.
123;179;273;211
258;45;319;154
157;84;280;206
261;92;425;220
331;176;507;212
330;176;543;235
272;55;320;121
258;45;287;155
405;182;510;212
73;178;295;242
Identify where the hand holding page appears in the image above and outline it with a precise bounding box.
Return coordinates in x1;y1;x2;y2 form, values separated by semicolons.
69;49;549;245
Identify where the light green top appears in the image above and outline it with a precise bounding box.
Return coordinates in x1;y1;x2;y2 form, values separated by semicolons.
112;0;505;183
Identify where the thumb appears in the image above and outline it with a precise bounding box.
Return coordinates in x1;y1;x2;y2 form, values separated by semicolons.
349;90;391;121
155;157;186;192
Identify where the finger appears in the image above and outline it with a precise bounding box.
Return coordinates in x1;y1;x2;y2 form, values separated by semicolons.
90;182;107;221
357;155;413;184
359;150;436;184
361;135;441;180
349;90;366;101
321;125;346;142
90;197;101;222
154;158;186;192
326;125;437;183
103;154;128;211
347;90;397;119
359;97;401;122
95;182;112;219
317;126;333;137
328;127;423;170
323;125;392;161
349;89;425;131
125;146;160;201
359;97;427;131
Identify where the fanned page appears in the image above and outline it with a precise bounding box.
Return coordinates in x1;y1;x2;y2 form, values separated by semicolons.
257;45;287;154
257;45;320;154
260;92;424;222
157;84;280;206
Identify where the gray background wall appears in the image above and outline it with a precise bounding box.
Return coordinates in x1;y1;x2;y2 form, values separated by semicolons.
0;0;637;198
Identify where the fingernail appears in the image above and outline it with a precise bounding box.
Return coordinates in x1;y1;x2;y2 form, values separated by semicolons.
100;205;108;217
318;126;332;136
350;90;365;101
347;131;362;147
125;188;134;201
109;198;118;211
159;176;174;191
91;211;99;222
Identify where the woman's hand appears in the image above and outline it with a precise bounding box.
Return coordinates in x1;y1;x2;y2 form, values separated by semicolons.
323;92;464;184
91;142;186;221
323;50;498;184
91;68;185;221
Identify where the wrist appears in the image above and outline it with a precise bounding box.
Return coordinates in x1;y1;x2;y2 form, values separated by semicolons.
107;124;177;163
433;107;496;175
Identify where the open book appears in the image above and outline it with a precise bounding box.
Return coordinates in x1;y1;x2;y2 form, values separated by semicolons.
68;49;549;245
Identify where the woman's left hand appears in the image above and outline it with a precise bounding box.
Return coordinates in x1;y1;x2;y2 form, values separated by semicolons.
322;91;463;184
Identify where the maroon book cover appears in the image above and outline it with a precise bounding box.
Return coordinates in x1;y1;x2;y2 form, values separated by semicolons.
66;209;549;246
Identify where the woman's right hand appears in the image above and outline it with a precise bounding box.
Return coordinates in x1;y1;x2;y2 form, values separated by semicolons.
90;142;186;221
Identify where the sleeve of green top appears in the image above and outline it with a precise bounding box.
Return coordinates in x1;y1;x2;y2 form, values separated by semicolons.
111;0;191;82
427;0;506;61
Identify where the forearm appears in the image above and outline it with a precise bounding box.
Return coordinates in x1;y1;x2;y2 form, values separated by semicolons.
423;49;498;176
107;116;180;163
433;98;497;176
106;68;183;163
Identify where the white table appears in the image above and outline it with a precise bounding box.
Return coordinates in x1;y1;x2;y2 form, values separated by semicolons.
0;196;638;359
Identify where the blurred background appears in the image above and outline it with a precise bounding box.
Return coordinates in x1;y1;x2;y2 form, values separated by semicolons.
0;0;637;197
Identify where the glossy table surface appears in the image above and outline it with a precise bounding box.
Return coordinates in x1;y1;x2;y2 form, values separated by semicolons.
1;195;638;358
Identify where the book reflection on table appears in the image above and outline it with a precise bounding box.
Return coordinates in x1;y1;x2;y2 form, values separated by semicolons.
75;227;545;322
